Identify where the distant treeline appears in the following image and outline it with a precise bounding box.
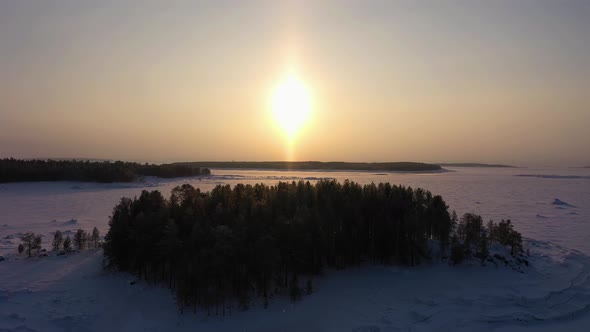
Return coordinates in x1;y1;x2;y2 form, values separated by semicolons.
103;180;523;313
173;161;442;172
0;158;210;183
436;163;516;168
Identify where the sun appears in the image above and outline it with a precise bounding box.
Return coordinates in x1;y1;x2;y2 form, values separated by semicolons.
271;74;311;138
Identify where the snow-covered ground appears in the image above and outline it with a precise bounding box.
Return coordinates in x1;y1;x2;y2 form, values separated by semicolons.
1;167;589;331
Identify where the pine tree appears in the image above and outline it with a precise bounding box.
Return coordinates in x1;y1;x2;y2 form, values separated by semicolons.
74;229;87;251
477;231;490;265
52;230;63;251
509;230;523;256
63;235;72;252
103;197;133;270
33;235;42;255
20;232;42;257
487;220;496;244
450;235;465;265
91;227;100;249
158;220;181;288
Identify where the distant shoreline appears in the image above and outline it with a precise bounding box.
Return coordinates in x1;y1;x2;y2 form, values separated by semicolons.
173;161;442;172
0;159;210;184
435;163;517;168
208;167;450;174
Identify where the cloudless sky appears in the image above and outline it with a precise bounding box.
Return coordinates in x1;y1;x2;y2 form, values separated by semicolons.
1;0;589;166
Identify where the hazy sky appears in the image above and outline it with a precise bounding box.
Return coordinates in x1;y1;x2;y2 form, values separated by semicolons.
1;0;589;166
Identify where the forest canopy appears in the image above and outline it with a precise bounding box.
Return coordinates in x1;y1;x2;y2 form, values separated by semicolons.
103;180;522;313
0;158;210;183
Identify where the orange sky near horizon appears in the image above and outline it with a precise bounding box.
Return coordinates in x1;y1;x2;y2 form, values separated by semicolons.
1;1;589;166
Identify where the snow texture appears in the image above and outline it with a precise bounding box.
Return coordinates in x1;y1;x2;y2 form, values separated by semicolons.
1;166;589;331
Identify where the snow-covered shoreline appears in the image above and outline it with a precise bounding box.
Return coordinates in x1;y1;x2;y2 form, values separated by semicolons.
1;239;589;331
1;168;589;331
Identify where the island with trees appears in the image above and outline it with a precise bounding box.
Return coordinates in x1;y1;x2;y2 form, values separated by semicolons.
0;158;211;183
172;161;442;172
102;179;525;314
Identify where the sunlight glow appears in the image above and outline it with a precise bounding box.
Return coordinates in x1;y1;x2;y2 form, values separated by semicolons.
271;74;311;139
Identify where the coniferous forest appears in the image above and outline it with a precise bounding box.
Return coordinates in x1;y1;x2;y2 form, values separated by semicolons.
0;158;211;183
103;180;523;314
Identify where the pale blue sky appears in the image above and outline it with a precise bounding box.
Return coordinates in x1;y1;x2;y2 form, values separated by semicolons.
1;1;589;166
